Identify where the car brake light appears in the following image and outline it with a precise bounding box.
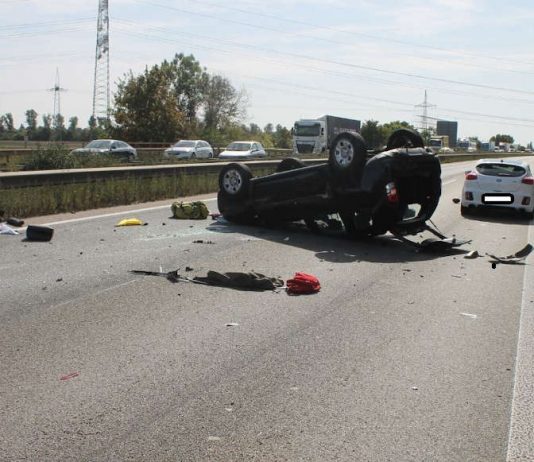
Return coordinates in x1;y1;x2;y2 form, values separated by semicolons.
465;172;477;180
386;182;399;203
522;176;534;185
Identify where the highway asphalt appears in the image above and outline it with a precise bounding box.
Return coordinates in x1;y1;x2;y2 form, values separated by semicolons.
1;159;533;461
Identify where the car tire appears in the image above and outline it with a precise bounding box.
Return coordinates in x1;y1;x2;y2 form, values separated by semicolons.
218;163;252;200
276;157;306;173
386;128;424;150
328;133;367;180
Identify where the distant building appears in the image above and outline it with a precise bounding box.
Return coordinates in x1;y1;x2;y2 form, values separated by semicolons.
436;120;458;148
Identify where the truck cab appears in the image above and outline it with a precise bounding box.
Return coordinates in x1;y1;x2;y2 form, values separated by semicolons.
293;119;326;154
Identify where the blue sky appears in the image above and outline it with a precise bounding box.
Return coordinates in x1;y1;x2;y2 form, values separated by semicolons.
1;0;534;144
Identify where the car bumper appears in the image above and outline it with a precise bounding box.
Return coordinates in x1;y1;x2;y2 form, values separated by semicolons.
461;191;534;213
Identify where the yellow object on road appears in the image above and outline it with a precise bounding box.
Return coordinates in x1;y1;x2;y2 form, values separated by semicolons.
115;218;144;227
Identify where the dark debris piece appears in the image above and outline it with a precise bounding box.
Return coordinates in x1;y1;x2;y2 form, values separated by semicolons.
193;271;284;291
130;269;283;291
487;243;533;266
419;237;472;252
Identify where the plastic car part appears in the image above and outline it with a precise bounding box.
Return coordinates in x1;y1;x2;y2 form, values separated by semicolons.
26;225;54;242
386;128;425;150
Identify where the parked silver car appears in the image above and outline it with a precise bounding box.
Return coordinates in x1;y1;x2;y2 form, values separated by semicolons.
163;140;214;159
218;141;266;160
70;139;137;161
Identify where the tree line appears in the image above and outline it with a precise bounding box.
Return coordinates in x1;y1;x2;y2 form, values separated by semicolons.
0;53;525;149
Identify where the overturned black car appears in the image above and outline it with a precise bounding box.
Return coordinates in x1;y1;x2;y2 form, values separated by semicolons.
217;129;442;238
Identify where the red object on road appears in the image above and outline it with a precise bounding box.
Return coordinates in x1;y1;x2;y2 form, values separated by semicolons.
60;372;80;381
286;272;321;295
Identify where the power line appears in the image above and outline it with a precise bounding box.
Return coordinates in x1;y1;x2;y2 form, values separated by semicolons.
113;15;534;97
114;20;534;103
146;0;534;68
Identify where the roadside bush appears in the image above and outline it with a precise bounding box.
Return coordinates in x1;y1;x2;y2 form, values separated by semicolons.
23;144;79;170
23;145;119;170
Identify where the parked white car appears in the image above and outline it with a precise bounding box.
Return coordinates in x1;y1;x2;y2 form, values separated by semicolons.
218;141;266;160
163;140;214;159
461;159;534;219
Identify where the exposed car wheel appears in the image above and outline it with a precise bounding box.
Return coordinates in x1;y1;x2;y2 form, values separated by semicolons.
328;133;367;180
276;157;306;173
219;163;252;199
386;128;424;150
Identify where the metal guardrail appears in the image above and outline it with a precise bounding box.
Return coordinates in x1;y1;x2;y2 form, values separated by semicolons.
1;151;531;188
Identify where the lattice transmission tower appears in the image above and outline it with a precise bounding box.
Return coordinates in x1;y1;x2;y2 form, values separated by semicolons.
92;0;110;122
48;68;67;122
415;90;436;133
48;68;67;140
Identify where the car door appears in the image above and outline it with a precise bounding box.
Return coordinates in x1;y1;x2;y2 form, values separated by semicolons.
255;143;266;157
199;141;209;158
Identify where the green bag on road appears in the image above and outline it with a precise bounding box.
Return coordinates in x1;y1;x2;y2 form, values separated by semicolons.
171;201;209;220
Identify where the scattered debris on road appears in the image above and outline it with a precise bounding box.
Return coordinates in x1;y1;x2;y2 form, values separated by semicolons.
130;269;284;291
464;250;480;259
225;322;239;327
193;239;214;244
460;312;478;319
115;218;146;227
487;243;533;267
6;217;24;227
171;201;209;219
60;372;80;381
391;222;471;253
26;225;54;242
286;272;321;295
0;223;19;235
194;271;284;291
452;198;460;204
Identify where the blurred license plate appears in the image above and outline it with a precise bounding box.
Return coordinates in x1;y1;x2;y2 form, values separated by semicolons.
482;193;513;204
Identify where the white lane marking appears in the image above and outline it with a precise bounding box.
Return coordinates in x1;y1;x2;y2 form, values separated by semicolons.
443;179;457;186
20;198;218;229
507;219;534;461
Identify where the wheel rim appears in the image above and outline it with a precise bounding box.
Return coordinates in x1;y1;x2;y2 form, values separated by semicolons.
222;169;243;194
334;138;354;168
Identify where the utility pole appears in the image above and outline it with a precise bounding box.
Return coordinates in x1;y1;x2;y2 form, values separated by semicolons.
92;0;110;124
